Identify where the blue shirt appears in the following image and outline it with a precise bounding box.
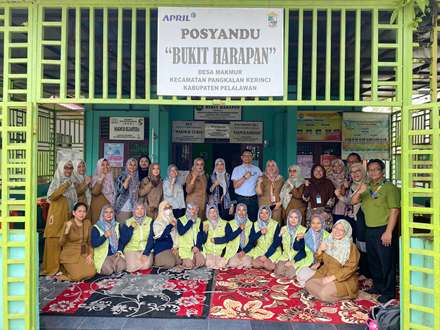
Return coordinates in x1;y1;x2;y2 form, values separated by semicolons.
231;164;262;197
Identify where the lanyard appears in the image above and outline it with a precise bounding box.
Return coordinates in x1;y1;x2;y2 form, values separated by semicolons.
369;180;385;199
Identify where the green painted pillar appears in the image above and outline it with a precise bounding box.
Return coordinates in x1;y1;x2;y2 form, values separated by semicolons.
285;106;297;169
84;105;97;176
149;105;160;164
159;108;170;172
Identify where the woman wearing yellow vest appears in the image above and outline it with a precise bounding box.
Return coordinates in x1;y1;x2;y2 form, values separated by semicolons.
176;203;205;269
202;205;228;269
220;203;254;269
249;205;282;271
124;202;154;272
153;201;181;269
91;205;128;275
274;209;313;279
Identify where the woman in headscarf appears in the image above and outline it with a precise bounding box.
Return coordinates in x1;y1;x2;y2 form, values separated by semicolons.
91;205;129;275
202;204;228;269
256;160;284;224
185;157;208;220
123;202;154;272
248;205;282;271
207;158;235;221
153;201;181;269
71;160;91;208
328;159;350;221
163;164;188;219
176;203;206;269
42;160;77;276
139;163;163;219
304;220;360;302
303;164;336;230
58;202;96;281
274;209;313;279
115;158;140;223
223;203;254;269
137;155;151;182
90;158;115;225
280;165;307;223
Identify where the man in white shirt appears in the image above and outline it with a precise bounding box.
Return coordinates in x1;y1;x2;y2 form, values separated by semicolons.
231;149;262;221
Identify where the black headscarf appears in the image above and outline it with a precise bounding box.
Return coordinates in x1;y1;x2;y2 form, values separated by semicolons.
138;155;151;181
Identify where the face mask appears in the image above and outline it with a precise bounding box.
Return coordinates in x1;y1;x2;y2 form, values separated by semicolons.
164;209;172;216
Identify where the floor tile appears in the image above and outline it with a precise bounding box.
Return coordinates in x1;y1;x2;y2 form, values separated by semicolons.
209;319;253;330
291;323;336;330
251;320;293;330
124;318;209;330
77;316;128;329
40;316;85;329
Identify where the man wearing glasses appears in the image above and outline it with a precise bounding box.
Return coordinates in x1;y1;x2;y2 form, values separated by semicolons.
351;159;400;304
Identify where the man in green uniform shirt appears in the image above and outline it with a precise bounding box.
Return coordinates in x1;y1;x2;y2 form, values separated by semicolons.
352;159;400;304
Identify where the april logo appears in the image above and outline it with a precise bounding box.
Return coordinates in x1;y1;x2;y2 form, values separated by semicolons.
267;12;278;27
162;12;196;22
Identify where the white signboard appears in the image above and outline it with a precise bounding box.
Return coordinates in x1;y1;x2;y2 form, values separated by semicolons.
230;121;263;144
205;123;230;139
172;121;205;143
157;7;284;96
194;105;241;121
109;117;144;141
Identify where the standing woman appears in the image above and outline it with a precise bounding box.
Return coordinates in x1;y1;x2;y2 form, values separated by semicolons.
72;160;92;207
256;160;284;224
139;163;163;219
303;164;336;229
249;205;282;271
42;160;77;276
163;164;187;219
115;158;140;223
185;158;208;220
280;165;307;223
124;202;154;272
202;205;228;269
153;201;181;269
328;159;349;221
59;202;96;281
90;158;115;225
137;155;151;182
91;205;128;275
207;158;235;221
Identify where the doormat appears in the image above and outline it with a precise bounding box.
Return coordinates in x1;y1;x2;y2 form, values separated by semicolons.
40;267;214;319
209;268;378;325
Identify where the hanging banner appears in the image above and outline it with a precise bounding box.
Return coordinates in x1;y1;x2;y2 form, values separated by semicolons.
297;112;342;142
194;105;241;121
297;154;314;178
230;121;263;144
157;7;284;96
342;113;390;160
104;143;124;167
172;121;205;143
109;117;144;141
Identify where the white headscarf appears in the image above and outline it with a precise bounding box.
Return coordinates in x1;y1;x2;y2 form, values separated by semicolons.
153;200;178;248
72;159;92;206
47;160;77;211
91;158;115;205
280;165;305;209
323;219;352;265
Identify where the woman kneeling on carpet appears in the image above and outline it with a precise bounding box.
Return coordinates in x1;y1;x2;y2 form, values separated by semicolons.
58;202;96;281
274;209;312;279
153;201;181;268
221;203;254;269
303;219;360;302
176;203;206;269
248;205;282;271
202;204;228;269
91;205;128;275
124;202;154;272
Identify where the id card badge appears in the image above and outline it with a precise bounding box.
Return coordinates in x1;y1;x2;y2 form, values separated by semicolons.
316;194;322;204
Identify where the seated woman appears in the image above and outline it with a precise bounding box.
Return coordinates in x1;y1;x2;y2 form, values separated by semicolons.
91;205;128;275
249;205;282;271
124;202;154;272
224;203;254;269
202;205;228;269
176;203;205;269
153;201;181;269
274;209;313;279
303;219;360;302
59;202;96;281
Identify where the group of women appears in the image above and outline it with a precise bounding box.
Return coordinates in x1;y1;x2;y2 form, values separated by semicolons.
41;152;367;303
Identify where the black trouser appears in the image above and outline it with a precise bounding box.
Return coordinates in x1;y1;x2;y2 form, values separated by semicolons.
235;194;258;222
365;225;397;297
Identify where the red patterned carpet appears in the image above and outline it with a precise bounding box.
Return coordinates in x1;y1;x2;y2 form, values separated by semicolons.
209;268;377;325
